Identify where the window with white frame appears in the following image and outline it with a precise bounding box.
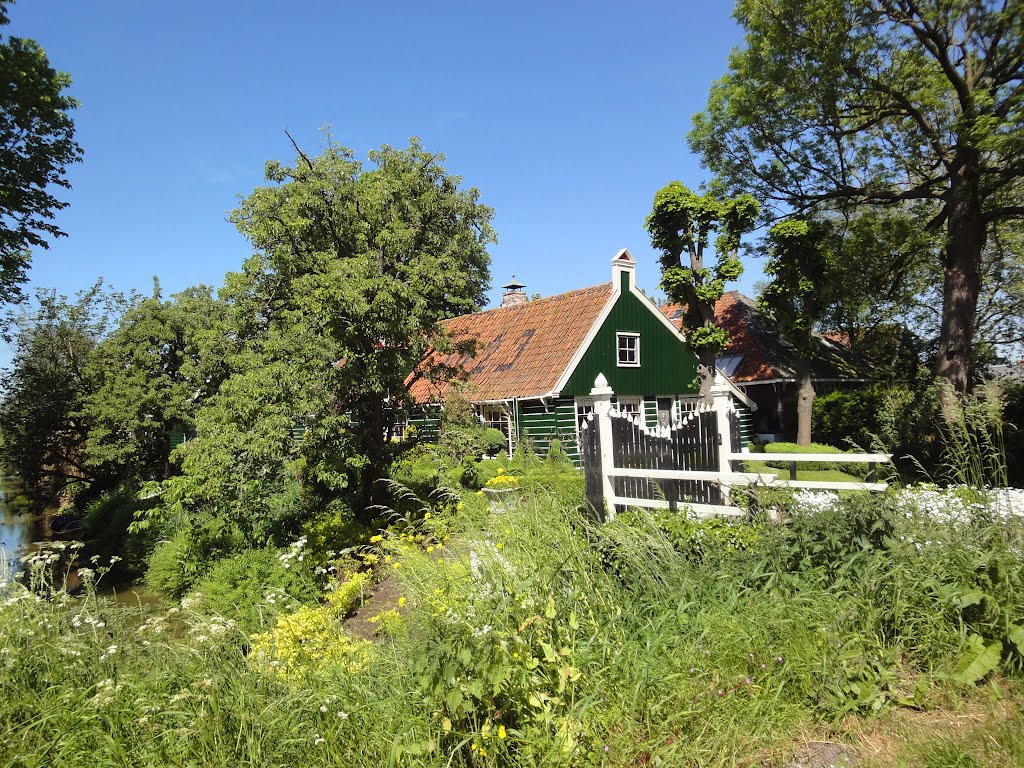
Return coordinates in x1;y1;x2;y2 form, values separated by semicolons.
616;332;640;367
616;396;641;415
480;405;510;438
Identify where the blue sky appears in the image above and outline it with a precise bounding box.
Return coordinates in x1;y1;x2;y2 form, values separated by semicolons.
6;1;751;318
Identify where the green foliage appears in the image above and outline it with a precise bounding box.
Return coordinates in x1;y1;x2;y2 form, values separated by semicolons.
0;282;135;508
604;509;765;570
689;0;1024;391
480;428;506;457
143;134;495;544
0;2;82;303
813;382;941;473
190;547;319;633
299;501;371;568
760;219;836;345
390;444;442;498
145;520;244;599
760;441;870;479
78;485;160;581
936;380;1009;489
646;181;759;395
1005;381;1024;488
2;479;1024;765
81;285;229;485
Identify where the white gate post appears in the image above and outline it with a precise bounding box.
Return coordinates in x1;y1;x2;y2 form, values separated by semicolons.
590;374;617;517
710;373;736;504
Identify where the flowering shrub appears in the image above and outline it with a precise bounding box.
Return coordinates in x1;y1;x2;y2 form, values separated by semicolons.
249;569;374;681
483;468;518;490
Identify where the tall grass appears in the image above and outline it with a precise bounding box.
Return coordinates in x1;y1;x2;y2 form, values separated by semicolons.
935;380;1009;489
1;480;1023;766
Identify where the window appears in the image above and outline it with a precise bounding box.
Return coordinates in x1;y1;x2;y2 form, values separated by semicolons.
617;396;641;415
616;332;640;367
389;417;408;441
480;405;510;438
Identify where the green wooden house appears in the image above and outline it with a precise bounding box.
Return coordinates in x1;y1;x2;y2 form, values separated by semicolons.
407;250;755;463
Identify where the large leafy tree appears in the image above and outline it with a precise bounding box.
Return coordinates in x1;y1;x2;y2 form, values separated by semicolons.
156;135;495;538
646;181;759;400
81;284;230;488
690;0;1024;393
0;1;81;303
0;283;131;508
760;218;840;445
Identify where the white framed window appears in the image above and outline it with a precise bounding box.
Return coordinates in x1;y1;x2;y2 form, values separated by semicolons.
616;332;640;367
616;396;641;415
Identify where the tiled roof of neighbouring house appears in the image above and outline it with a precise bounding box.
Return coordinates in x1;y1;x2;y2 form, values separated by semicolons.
408;283;613;404
660;291;873;384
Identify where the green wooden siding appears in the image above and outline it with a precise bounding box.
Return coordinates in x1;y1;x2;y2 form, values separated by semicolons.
517;398;580;463
643;397;658;429
408;407;441;442
735;402;755;448
561;279;699;398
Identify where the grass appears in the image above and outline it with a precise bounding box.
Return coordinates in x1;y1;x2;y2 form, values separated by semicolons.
1;480;1023;766
743;458;864;483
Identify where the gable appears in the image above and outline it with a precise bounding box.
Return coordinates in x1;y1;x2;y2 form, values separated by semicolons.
560;286;700;397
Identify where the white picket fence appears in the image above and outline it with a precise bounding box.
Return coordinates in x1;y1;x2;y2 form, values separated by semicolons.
580;373;889;518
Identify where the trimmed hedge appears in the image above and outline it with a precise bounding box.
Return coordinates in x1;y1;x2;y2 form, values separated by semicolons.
760;441;870;479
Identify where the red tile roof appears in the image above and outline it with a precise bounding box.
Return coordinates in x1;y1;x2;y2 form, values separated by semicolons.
408;283;613;404
660;291;872;383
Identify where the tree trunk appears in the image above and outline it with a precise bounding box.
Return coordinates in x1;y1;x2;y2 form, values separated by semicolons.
936;152;985;393
796;358;814;447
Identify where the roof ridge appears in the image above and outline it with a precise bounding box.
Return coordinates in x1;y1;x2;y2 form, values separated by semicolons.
447;282;612;322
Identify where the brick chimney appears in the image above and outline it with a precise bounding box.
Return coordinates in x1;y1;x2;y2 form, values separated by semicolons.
500;276;528;307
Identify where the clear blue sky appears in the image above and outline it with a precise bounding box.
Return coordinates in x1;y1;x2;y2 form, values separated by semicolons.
6;0;752;317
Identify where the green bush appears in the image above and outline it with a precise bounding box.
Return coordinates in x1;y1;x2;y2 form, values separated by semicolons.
300;501;371;569
480;428;507;457
190;547;320;632
391;444;442;497
144;519;243;599
813;383;941;471
79;485;161;581
1005;380;1024;488
760;441;870;479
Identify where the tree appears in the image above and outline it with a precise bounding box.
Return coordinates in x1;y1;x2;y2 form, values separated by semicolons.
0;1;82;303
760;218;838;445
0;283;131;508
153;134;495;537
645;181;759;400
690;0;1024;393
80;285;229;488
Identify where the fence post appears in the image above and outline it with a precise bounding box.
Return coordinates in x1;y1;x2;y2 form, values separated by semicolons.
590;374;617;518
710;373;736;505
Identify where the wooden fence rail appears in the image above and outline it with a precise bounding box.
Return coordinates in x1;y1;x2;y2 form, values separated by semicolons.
580;374;890;518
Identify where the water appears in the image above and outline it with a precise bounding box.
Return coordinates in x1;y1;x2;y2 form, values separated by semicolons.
0;495;36;580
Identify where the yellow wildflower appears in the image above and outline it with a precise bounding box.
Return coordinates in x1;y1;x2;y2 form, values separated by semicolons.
397;596;407;607
498;725;507;740
369;535;383;543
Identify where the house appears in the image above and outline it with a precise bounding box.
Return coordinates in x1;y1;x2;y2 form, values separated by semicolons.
406;250;756;464
661;291;873;442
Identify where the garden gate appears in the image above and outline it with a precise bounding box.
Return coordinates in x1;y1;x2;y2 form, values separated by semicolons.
579;374;889;518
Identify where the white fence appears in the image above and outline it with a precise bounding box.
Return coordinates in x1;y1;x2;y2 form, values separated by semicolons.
579;374;889;518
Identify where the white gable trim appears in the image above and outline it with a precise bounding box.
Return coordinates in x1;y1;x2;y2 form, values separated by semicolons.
550;281;619;396
550;248;691;396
